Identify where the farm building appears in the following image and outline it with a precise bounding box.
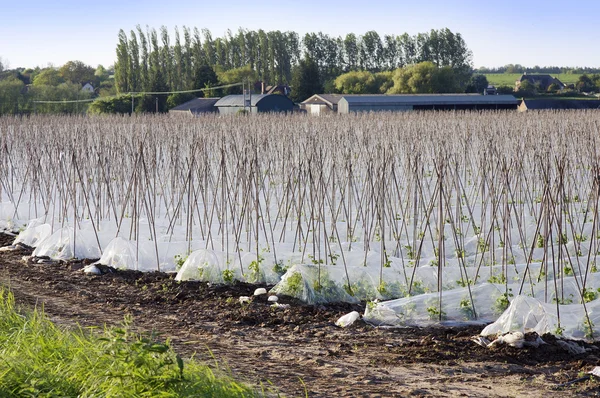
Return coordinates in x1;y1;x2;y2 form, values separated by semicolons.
516;74;565;91
301;94;346;115
168;97;220;116
81;82;95;94
333;94;518;113
215;94;294;114
518;99;600;111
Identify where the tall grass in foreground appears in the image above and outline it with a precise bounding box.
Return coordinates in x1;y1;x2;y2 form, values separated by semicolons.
0;288;261;397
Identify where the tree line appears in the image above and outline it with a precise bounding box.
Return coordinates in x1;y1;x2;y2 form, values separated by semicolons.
477;64;600;75
113;26;473;99
0;61;115;115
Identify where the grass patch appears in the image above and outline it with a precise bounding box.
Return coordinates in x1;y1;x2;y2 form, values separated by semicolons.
483;73;583;87
0;288;263;397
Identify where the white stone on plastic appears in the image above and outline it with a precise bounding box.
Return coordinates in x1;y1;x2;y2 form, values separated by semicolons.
83;264;102;275
254;288;267;296
336;311;360;327
489;332;525;348
589;366;600;377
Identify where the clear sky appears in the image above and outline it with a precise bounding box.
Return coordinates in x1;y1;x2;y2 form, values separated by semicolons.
2;0;599;70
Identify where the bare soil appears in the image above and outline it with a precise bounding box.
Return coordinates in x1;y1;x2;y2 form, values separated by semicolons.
1;233;600;397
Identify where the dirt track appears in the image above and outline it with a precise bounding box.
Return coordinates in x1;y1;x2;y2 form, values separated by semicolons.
1;233;600;397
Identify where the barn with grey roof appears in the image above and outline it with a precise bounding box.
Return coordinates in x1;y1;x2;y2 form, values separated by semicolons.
302;94;518;114
215;94;294;114
518;99;600;111
168;97;219;116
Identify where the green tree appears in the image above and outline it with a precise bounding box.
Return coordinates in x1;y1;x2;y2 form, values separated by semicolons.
193;64;218;96
398;33;416;65
94;65;109;82
375;71;394;93
88;94;141;114
383;34;400;70
334;70;391;94
202;28;216;66
547;83;561;93
388;62;436;93
127;32;141;91
149;69;169;112
361;31;383;71
98;80;116;97
431;66;459;93
114;30;130;93
466;74;489;93
576;74;597;92
0;76;25;114
59;60;96;84
496;85;514;94
160;26;174;90
334;70;376;94
516;80;535;97
388;62;459;94
136;25;150;91
33;68;65;86
290;55;322;102
343;33;358;71
182;26;194;89
31;82;91;114
216;64;257;95
173;26;184;91
166;92;196;109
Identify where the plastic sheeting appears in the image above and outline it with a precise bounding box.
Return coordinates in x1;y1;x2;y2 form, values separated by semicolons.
363;283;506;326
480;295;600;341
269;264;359;304
14;219;51;247
175;248;282;284
32;226;103;260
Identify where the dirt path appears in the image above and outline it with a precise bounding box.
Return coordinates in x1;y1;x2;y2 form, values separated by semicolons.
0;235;598;397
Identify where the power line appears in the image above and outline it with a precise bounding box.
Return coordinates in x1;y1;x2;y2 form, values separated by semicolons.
32;82;244;104
129;82;243;95
32;98;96;104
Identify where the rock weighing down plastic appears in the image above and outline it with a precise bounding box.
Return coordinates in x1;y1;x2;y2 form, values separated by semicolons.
336;311;361;327
254;288;267;296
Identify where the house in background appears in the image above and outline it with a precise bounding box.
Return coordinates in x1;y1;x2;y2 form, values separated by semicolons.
301;94;347;115
168;97;220;116
515;74;565;92
81;82;95;94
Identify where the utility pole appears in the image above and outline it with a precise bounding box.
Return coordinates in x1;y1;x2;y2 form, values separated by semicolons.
242;80;246;113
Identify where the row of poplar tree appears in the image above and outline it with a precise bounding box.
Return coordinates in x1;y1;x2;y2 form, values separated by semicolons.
114;26;473;95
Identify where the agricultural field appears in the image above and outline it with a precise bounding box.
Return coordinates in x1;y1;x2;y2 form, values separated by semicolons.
3;111;600;395
484;73;583;87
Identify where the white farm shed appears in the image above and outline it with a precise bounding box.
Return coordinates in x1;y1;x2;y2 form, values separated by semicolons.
301;94;346;115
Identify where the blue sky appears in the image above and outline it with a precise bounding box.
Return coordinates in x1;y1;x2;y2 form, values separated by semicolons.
1;0;599;69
